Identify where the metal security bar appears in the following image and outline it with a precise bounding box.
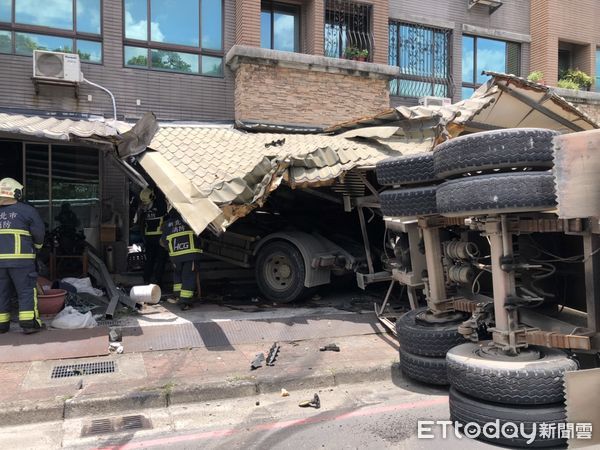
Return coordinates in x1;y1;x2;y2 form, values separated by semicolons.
324;0;373;61
389;21;453;99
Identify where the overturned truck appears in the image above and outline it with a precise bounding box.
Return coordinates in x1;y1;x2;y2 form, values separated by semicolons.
347;75;599;448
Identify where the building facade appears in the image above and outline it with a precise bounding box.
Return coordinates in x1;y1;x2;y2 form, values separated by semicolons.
3;0;600;272
0;0;535;126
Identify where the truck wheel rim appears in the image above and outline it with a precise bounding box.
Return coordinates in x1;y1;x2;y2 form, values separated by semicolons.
264;253;293;292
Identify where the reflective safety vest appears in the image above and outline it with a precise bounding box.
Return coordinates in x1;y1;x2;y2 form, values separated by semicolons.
142;197;167;237
0;202;45;268
161;213;202;262
144;215;164;236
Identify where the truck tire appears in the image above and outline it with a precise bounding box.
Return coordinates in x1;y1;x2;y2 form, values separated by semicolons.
376;153;435;186
400;347;448;385
436;172;556;217
433;128;558;179
255;241;309;303
380;186;437;217
396;308;467;357
447;342;577;405
450;387;567;448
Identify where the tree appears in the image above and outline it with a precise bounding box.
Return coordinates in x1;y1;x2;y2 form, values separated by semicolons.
151;50;193;72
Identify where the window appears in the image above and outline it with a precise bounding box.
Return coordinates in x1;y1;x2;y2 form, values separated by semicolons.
462;35;520;99
123;0;223;76
261;1;300;53
0;0;102;63
389;21;452;98
324;0;373;61
0;141;100;230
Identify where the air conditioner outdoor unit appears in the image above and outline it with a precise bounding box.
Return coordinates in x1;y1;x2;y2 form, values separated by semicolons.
33;50;81;83
419;96;452;107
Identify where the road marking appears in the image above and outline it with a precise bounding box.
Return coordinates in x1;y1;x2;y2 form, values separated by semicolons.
95;396;448;450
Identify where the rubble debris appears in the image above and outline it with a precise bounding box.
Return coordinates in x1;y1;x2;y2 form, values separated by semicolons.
298;393;321;409
319;344;340;352
281;388;289;397
109;342;124;354
266;342;280;366
251;353;265;370
109;328;122;342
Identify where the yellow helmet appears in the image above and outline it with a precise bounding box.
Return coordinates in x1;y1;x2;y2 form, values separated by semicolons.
139;187;155;205
0;178;23;199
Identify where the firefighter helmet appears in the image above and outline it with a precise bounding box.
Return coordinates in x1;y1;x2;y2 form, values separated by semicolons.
139;188;155;205
0;178;24;200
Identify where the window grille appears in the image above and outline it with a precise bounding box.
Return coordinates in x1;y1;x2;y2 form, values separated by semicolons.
325;0;373;62
389;21;453;99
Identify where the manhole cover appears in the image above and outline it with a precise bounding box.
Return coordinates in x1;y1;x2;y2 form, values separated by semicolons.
82;415;152;437
51;361;116;379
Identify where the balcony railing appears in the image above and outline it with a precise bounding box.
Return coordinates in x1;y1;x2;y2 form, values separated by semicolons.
324;0;374;62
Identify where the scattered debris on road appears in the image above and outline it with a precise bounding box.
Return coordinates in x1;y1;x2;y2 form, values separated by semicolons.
281;388;289;397
266;342;280;366
319;343;340;352
250;353;265;370
298;393;321;409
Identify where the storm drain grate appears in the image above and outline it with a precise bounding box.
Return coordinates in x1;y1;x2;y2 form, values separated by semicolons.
51;361;116;379
82;415;152;437
86;418;114;435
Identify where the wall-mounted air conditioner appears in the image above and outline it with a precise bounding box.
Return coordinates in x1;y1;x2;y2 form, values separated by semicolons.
419;96;452;107
33;50;81;83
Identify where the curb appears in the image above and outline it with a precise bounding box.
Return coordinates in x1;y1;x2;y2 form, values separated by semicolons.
1;362;398;425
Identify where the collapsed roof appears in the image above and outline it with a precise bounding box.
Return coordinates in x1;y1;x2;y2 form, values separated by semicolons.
0;73;596;236
139;73;598;234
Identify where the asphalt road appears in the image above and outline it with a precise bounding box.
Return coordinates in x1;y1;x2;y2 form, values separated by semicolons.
50;380;494;450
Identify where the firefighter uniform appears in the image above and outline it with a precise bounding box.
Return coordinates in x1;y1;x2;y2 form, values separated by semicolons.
0;178;45;333
139;189;168;285
160;209;201;309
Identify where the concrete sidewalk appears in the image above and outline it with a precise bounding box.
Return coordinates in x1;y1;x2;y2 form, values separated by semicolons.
0;332;400;427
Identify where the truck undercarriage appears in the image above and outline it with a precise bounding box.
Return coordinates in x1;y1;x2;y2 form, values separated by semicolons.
375;127;600;448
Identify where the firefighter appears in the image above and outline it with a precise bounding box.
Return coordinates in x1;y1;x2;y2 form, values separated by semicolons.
0;178;45;334
139;188;168;285
160;207;201;310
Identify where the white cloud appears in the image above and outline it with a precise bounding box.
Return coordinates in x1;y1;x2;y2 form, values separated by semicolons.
16;0;73;27
124;10;164;42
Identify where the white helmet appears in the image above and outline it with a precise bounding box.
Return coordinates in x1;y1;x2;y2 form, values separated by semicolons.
0;178;23;200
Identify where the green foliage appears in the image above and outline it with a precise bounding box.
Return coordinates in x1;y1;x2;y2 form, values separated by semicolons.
344;47;369;60
127;54;148;67
344;47;359;59
527;71;544;83
151;50;193;73
559;69;593;89
557;79;580;90
0;34;10;54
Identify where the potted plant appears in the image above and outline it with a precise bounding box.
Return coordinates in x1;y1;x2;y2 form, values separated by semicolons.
358;49;369;62
559;68;593;91
344;47;358;60
527;71;545;85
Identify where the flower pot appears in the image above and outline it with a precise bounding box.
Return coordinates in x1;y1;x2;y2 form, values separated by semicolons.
358;56;366;62
38;289;66;315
